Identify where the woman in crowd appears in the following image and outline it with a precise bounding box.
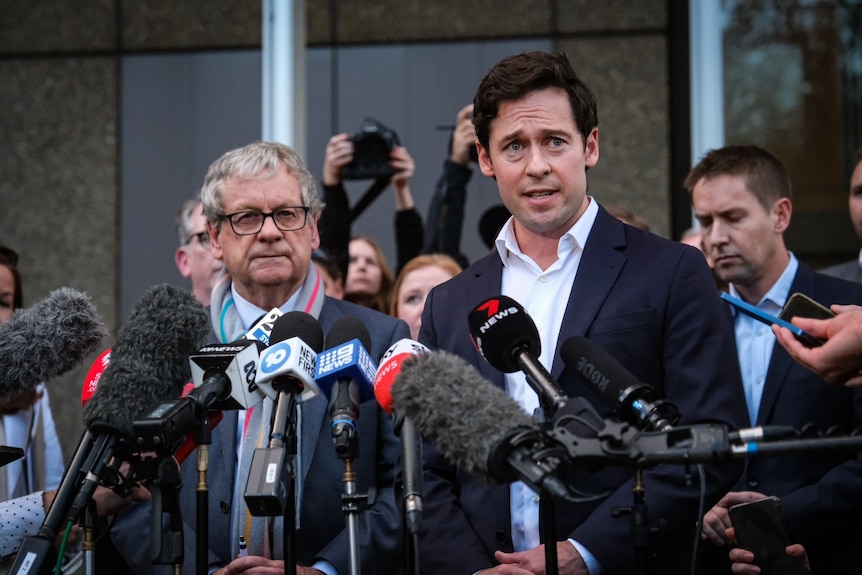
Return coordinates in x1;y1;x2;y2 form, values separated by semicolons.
344;235;395;314
0;246;64;504
390;253;462;340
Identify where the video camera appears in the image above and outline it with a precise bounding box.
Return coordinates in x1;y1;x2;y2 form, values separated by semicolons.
341;118;401;180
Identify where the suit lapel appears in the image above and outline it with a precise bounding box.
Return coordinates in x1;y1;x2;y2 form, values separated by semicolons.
463;254;508;389
551;208;627;379
756;265;813;424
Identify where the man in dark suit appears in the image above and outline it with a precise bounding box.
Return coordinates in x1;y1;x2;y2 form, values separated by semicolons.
418;51;748;575
112;141;407;575
687;144;862;575
821;150;862;284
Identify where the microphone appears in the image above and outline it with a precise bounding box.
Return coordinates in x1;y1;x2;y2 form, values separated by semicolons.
390;350;572;500
0;287;107;399
244;307;284;346
9;285;209;575
245;312;323;517
372;338;429;535
315;316;377;456
560;336;681;432
187;340;267;411
83;284;211;437
468;295;567;411
80;348;111;407
256;311;323;403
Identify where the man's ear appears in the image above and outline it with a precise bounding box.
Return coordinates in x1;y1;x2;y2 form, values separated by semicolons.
175;247;191;278
207;220;225;261
773;197;792;234
477;143;495;178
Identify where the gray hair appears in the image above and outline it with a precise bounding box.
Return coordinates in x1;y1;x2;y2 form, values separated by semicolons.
175;197;202;245
200;141;324;224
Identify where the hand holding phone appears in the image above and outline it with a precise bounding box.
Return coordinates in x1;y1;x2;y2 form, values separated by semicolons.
729;496;792;572
720;292;823;347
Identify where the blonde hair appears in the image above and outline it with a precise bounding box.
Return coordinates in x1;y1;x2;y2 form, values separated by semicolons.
390;253;462;317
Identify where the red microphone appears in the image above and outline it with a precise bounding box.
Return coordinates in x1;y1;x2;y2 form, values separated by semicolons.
373;339;430;414
81;349;112;407
372;338;429;535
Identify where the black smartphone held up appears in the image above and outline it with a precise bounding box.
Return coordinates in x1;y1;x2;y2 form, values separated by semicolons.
720;292;823;347
780;292;835;322
729;496;792;572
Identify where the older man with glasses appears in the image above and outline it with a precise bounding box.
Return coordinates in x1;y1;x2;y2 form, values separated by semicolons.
174;198;223;306
112;141;407;575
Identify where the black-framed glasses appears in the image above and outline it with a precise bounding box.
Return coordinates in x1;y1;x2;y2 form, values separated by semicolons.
186;231;211;249
219;207;310;235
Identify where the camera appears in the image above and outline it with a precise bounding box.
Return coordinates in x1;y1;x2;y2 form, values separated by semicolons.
341;118;401;180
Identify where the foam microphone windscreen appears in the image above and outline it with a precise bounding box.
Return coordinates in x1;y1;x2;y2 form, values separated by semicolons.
467;295;541;373
390;350;535;481
0;287;107;400
271;310;324;352
83;284;210;437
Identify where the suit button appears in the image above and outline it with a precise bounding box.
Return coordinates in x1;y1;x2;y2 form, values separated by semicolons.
495;531;510;546
748;480;759;488
220;501;230;514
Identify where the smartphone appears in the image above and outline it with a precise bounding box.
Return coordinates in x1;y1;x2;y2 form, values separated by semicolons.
729;496;792;571
780;292;835;322
720;292;823;347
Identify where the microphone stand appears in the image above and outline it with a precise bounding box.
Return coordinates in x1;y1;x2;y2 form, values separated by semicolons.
244;386;301;575
533;406;559;575
331;382;367;575
270;391;298;575
195;418;212;575
516;353;562;575
610;468;651;575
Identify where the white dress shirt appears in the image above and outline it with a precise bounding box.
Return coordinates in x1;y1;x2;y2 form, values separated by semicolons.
495;198;604;574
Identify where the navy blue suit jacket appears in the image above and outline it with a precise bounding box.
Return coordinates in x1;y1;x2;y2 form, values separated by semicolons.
730;263;862;574
111;297;409;575
418;206;749;575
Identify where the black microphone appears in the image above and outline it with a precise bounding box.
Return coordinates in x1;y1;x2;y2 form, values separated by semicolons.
560;336;681;431
468;295;567;411
0;287;107;399
245;311;323;517
315;316;377;457
9;285;209;575
390;350;572;500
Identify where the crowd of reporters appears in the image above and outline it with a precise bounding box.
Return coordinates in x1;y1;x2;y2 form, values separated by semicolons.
4;49;862;575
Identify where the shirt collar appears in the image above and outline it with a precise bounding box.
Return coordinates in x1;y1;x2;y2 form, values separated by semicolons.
230;284;300;331
494;197;599;266
729;252;799;311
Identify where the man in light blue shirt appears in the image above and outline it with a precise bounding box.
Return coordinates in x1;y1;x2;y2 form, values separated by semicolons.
687;144;862;575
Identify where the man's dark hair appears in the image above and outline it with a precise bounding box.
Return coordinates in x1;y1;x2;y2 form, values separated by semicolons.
472;51;598;153
684;144;791;212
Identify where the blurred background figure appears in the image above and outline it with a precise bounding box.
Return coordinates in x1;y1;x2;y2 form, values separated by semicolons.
318;132;421;277
0;245;65;517
822;150;862;284
680;226;729;292
344;235;394;313
605;203;652;231
311;248;345;299
174;197;223;306
390;253;462;339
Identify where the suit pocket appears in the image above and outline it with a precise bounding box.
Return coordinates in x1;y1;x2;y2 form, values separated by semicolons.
588;307;656;336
